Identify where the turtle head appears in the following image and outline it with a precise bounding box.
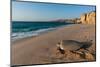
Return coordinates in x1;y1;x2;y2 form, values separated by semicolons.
90;40;93;42
88;40;93;44
89;40;93;45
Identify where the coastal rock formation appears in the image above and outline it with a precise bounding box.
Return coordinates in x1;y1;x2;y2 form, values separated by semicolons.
65;11;96;24
52;11;96;24
80;11;96;24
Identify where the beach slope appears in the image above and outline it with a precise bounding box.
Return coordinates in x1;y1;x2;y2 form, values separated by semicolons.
11;24;96;65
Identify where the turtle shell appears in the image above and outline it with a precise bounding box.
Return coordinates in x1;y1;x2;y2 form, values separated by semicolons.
61;40;85;51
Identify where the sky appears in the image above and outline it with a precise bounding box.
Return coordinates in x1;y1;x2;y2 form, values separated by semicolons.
12;1;96;21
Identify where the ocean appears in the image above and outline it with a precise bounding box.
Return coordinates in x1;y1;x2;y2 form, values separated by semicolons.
12;21;72;41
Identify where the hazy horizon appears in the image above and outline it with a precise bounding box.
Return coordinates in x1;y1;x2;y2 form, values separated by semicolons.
12;1;96;21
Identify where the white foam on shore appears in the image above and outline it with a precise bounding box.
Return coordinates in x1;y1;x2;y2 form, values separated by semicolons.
11;28;55;41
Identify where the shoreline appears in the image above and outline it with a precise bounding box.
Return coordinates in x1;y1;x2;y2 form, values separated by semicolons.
11;24;96;65
12;22;74;42
12;24;74;43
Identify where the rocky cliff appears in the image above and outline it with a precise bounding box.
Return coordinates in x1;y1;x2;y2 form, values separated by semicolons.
80;11;96;24
53;11;96;24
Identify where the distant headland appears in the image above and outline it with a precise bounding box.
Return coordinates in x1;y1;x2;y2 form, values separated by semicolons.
54;11;96;24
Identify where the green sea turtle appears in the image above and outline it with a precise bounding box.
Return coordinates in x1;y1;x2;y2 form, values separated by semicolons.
57;40;93;51
56;40;93;59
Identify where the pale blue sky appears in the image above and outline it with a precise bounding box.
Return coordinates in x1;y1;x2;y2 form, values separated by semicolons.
12;1;95;21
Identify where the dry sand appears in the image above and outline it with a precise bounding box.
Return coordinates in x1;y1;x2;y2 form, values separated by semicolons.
11;24;96;66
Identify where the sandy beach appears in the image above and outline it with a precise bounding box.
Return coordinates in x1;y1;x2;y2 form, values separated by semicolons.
11;24;96;66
